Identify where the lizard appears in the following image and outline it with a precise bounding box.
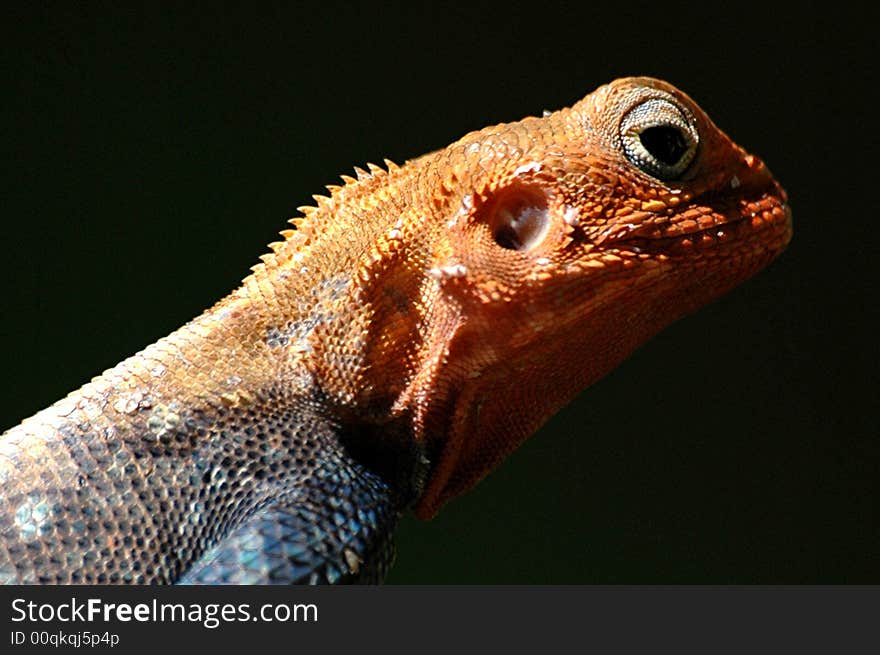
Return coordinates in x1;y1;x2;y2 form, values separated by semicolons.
0;77;791;584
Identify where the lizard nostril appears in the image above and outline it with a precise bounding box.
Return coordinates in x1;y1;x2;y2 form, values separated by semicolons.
488;186;550;251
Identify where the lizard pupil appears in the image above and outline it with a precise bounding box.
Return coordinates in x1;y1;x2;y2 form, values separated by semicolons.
639;125;688;166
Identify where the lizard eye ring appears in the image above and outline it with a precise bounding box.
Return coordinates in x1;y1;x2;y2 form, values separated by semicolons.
620;98;699;180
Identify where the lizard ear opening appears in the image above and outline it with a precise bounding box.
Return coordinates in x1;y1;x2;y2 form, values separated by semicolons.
487;185;550;251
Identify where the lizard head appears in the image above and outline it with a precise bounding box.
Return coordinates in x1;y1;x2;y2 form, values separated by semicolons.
409;77;792;518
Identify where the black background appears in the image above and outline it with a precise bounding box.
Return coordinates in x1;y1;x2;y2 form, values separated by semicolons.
1;4;875;583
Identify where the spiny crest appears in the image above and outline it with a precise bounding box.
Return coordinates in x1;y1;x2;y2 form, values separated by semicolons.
338;161;392;188
244;159;400;282
284;159;396;232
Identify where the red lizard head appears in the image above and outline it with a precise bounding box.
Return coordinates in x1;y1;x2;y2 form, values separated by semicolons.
394;77;792;517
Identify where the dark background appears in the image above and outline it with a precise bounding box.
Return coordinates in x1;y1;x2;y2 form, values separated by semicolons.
1;5;874;582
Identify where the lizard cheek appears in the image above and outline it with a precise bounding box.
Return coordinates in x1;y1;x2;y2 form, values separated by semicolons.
487;185;551;251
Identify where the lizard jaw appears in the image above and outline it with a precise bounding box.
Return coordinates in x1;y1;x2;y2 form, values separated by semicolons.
612;195;792;258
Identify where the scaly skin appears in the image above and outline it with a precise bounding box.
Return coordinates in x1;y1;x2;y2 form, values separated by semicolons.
0;78;791;583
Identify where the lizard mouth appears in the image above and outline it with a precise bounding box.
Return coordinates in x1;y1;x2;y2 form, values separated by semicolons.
611;193;792;257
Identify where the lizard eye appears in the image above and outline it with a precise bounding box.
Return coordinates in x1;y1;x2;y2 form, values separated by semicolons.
620;98;698;180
